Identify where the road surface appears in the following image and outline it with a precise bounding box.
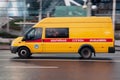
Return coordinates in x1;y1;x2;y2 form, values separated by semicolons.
0;50;120;80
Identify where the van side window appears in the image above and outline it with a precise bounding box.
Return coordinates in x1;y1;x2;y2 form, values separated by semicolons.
25;28;42;40
45;28;69;38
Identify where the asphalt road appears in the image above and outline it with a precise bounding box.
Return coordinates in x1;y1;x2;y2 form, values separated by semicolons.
0;50;120;80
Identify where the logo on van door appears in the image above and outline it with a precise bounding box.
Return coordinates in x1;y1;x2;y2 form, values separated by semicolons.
34;44;39;49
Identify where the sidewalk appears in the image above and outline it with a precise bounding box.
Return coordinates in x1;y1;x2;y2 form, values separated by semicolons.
115;40;120;51
0;37;13;43
115;40;120;46
0;45;10;50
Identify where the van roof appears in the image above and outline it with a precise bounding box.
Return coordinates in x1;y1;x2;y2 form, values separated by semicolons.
33;17;112;28
40;17;112;23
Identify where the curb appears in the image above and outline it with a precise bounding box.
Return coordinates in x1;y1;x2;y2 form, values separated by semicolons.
0;48;10;50
115;45;120;47
0;45;10;50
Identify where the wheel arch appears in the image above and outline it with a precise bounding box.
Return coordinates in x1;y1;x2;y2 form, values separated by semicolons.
17;46;31;53
78;44;95;55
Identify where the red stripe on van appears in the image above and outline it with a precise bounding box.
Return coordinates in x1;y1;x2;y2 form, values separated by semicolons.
43;38;113;42
25;38;113;42
25;39;42;42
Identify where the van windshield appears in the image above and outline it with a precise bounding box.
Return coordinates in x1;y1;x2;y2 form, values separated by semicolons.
24;28;42;40
23;28;33;36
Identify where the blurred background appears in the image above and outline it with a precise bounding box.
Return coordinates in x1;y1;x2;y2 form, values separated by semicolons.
0;0;120;46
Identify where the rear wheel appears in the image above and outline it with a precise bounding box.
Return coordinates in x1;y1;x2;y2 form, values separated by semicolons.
18;47;31;59
79;47;92;59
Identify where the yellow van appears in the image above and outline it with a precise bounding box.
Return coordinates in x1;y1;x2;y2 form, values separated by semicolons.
10;17;115;59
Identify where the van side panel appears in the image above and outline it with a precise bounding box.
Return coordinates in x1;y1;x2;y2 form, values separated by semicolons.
69;23;114;53
32;17;114;53
41;23;114;53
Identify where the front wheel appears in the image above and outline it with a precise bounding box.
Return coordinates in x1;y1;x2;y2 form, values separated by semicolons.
18;47;31;59
79;47;92;59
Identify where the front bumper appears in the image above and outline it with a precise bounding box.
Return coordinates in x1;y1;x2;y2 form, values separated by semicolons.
10;46;18;54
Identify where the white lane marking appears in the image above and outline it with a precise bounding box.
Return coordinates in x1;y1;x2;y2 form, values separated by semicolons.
5;66;59;69
0;55;16;57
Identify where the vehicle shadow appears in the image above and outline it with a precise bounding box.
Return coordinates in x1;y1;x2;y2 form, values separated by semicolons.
11;56;113;61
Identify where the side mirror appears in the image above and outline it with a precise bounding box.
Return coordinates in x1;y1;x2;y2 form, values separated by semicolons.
22;37;26;41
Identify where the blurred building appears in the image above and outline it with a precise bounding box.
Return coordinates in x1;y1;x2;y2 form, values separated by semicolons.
0;0;27;17
0;0;120;22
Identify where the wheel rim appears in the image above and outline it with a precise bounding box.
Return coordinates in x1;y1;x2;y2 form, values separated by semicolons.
20;50;27;56
81;48;91;58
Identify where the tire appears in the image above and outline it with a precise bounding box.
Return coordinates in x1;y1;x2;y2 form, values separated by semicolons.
79;47;92;59
18;47;31;59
